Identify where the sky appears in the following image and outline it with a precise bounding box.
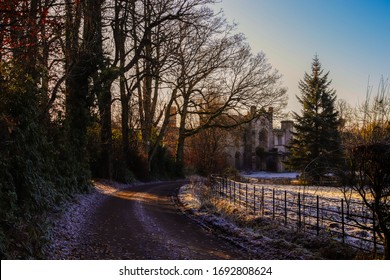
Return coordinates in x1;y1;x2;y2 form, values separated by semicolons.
213;0;390;114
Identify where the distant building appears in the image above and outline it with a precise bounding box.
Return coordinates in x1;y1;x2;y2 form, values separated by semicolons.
163;106;293;173
225;107;293;172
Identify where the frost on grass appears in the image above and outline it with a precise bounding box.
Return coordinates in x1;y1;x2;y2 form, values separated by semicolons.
178;182;358;260
243;171;299;179
177;184;202;211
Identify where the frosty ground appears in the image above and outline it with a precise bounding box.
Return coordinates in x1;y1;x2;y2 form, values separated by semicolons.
240;172;379;250
210;172;382;255
178;178;361;259
46;177;362;259
242;172;300;179
46;180;245;259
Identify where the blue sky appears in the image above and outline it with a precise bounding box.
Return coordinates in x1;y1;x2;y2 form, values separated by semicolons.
213;0;390;113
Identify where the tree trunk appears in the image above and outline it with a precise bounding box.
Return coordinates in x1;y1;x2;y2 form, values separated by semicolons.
66;69;90;159
175;134;185;176
98;83;113;179
377;208;390;260
120;76;130;163
175;96;189;176
148;90;177;173
65;0;90;168
65;0;103;182
384;234;389;260
118;8;130;165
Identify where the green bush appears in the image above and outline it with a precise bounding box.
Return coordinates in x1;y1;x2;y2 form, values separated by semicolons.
0;61;91;259
113;160;136;184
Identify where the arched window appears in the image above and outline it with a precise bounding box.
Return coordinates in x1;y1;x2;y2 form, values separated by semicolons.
259;128;268;149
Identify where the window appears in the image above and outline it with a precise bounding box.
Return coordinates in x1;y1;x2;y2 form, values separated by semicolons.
259;129;268;148
277;134;283;146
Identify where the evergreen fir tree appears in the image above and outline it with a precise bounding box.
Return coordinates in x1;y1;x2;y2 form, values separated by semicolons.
287;56;342;184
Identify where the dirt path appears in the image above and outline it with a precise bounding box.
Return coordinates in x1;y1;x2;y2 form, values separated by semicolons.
70;181;247;259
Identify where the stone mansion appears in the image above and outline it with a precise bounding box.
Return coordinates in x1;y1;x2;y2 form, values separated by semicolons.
224;107;293;173
164;106;294;173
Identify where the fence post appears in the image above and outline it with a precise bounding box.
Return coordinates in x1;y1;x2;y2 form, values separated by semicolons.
225;178;227;197
221;178;223;198
213;178;217;203
316;195;319;236
301;193;304;231
229;180;232;203
224;178;226;195
232;181;233;203
219;178;222;198
222;177;225;197
236;182;239;205
341;199;345;244
272;189;275;220
253;185;256;214
284;190;287;225
233;181;237;204
212;177;215;199
240;183;242;206
298;193;301;229
245;184;248;213
222;178;224;197
261;186;265;216
238;183;241;206
215;178;218;198
372;203;377;256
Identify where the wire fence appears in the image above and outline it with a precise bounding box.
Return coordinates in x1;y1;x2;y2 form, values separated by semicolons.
209;176;384;255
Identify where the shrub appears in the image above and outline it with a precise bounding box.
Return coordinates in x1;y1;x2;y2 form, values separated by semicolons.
0;61;91;258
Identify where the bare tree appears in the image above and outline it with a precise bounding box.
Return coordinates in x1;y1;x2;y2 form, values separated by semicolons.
121;0;218;175
64;0;105;181
77;0;215;178
184;99;232;175
343;77;390;259
168;18;288;171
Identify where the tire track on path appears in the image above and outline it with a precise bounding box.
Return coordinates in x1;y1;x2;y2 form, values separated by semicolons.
73;181;246;259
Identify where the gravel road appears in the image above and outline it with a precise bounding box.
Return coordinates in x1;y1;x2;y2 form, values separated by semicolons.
55;181;248;259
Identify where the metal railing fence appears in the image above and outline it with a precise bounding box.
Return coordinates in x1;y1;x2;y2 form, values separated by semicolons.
209;176;384;254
